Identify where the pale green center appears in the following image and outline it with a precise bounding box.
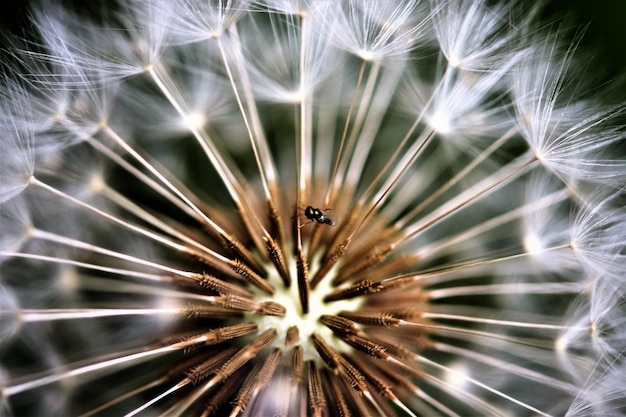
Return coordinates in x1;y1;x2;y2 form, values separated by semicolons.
253;256;362;361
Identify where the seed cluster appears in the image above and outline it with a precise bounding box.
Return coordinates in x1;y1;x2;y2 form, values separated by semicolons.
1;0;624;416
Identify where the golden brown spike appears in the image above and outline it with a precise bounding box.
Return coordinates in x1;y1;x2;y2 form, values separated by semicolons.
311;333;341;371
187;248;245;281
267;197;286;254
213;295;258;312
249;328;278;351
201;367;246;417
319;314;359;335
343;226;396;265
346;353;396;400
255;301;286;316
356;253;421;283
334;244;393;284
378;276;419;292
310;239;349;288
213;329;277;384
324;368;351;417
305;216;325;260
285;325;300;348
336;354;368;395
323;279;385;302
310;333;368;397
321;205;360;263
266;236;291;287
183;304;242;320
196;273;254;298
186;347;238;385
338;311;401;327
177;323;258;350
206;323;259;345
231;348;282;416
219;232;268;278
296;246;310;315
307;361;326;417
343;335;389;360
290;345;304;383
230;259;275;294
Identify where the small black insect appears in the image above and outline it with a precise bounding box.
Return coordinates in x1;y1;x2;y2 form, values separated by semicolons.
301;206;336;228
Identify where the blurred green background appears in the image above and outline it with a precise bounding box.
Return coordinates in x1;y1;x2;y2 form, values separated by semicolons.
545;0;626;82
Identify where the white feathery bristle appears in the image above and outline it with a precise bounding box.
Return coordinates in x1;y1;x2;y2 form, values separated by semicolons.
0;127;34;203
322;0;432;62
0;1;623;416
430;0;529;70
570;192;625;285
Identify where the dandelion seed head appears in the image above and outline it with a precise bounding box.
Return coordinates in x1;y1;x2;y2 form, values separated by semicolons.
1;0;624;415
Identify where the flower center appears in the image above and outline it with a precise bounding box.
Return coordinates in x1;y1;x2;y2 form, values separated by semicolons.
253;255;362;361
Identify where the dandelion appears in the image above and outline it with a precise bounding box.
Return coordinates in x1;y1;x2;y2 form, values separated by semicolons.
1;0;625;416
